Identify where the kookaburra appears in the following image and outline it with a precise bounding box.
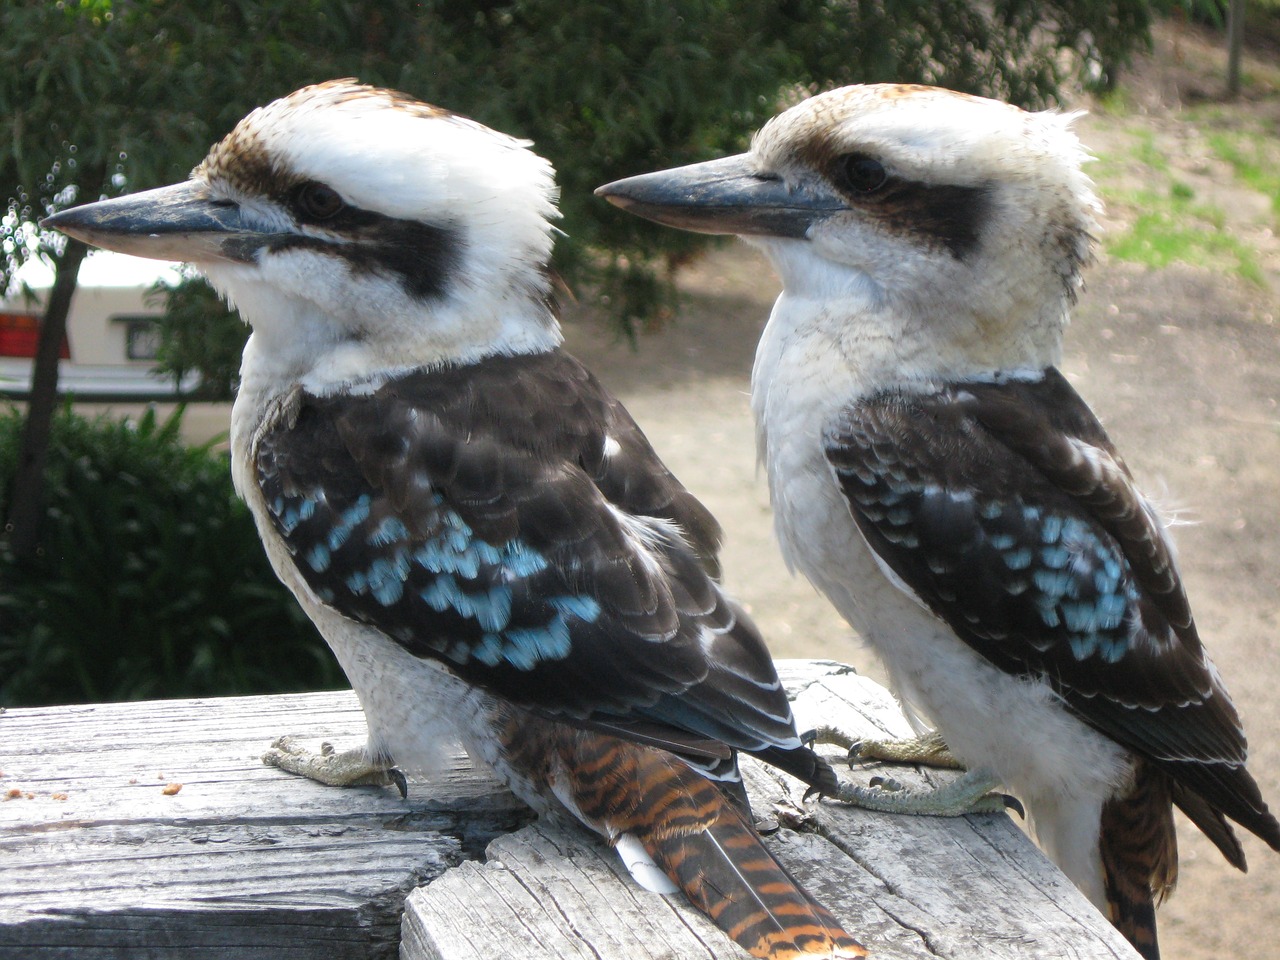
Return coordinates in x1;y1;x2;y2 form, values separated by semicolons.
44;80;864;960
598;83;1280;959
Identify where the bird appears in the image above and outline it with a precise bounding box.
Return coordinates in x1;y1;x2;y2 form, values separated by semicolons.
596;82;1280;960
43;80;864;960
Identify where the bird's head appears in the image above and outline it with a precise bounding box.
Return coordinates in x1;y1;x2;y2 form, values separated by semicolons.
598;84;1099;379
44;80;562;392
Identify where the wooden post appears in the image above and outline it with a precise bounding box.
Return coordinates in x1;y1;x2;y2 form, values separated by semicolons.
1227;0;1246;97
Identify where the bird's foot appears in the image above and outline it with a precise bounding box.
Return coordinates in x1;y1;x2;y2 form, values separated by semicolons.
834;766;1023;818
262;736;408;798
848;730;964;770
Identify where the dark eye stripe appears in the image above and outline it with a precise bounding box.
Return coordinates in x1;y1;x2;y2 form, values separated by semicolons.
866;180;991;261
267;206;462;301
798;134;991;261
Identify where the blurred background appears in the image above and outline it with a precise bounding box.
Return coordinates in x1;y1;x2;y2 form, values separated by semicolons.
5;0;1254;706
2;5;1278;957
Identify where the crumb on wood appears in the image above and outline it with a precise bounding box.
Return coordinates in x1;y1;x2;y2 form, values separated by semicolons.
52;792;68;801
162;782;183;796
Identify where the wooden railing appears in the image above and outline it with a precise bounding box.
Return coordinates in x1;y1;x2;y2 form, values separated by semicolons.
0;660;1137;959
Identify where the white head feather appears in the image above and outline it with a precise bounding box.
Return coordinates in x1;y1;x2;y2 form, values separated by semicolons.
748;84;1099;383
191;80;563;395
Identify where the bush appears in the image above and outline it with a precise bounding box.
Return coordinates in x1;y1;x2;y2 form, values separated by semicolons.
148;274;247;403
0;405;342;707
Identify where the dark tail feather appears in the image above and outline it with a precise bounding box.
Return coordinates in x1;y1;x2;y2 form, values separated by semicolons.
1170;780;1246;871
1100;761;1179;960
1162;757;1280;865
563;730;865;959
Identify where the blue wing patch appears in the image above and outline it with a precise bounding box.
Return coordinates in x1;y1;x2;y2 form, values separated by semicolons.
268;479;601;675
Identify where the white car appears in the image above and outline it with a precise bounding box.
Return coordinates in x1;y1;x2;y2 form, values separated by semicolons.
0;251;201;400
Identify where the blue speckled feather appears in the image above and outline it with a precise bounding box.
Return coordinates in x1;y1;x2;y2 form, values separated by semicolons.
824;367;1279;847
256;349;830;788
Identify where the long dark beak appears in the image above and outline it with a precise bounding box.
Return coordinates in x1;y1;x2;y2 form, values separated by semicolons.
41;181;269;264
596;154;843;239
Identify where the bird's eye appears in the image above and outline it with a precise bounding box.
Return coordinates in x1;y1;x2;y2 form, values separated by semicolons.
296;182;345;221
839;154;888;195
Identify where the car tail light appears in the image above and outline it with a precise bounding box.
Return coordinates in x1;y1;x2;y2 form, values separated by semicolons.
0;313;71;359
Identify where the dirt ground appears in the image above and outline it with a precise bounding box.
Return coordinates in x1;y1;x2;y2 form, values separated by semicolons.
558;24;1280;960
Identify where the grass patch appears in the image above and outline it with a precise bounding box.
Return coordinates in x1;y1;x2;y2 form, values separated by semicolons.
1089;122;1270;286
1093;85;1138;116
1104;184;1265;284
1204;129;1280;222
1129;129;1171;172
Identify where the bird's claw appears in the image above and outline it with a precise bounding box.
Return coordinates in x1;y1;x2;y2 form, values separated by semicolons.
847;731;964;770
263;735;407;797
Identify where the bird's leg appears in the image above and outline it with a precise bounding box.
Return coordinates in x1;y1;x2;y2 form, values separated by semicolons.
262;735;408;798
811;726;961;768
851;730;964;769
811;726;1021;817
835;765;1019;817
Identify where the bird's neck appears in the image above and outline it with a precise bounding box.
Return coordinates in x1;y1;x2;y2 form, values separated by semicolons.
750;287;1065;479
751;237;1069;390
761;291;1060;390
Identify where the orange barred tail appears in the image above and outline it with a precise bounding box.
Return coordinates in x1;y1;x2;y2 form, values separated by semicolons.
1100;761;1178;960
644;799;867;960
561;729;866;959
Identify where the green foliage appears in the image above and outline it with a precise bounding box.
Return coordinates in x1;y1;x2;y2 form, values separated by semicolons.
3;0;1159;333
0;405;341;707
410;0;1156;329
148;273;248;401
1163;0;1228;26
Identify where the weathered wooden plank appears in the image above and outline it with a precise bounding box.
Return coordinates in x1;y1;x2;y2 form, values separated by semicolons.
403;822;738;960
1;663;1139;959
0;691;529;959
756;664;1140;958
